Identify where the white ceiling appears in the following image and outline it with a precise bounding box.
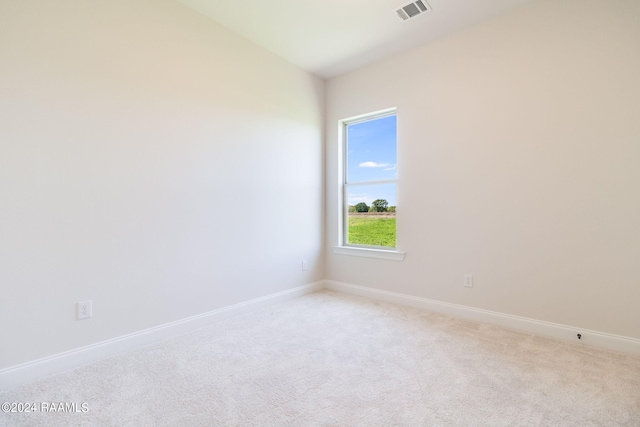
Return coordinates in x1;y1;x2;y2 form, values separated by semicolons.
176;0;537;79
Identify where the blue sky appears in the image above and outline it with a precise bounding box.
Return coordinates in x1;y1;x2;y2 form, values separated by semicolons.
346;115;397;206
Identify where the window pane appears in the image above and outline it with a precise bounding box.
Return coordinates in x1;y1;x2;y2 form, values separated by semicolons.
347;115;397;183
346;183;397;248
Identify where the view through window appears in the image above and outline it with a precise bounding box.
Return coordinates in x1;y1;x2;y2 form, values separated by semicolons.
343;111;397;248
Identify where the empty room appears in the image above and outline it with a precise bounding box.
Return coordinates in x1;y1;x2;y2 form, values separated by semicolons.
1;0;639;425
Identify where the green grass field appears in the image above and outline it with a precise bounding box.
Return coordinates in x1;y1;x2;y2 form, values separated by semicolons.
348;216;396;247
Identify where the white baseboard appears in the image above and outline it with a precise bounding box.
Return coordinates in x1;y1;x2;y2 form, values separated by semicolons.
0;281;324;391
3;279;638;391
325;280;640;356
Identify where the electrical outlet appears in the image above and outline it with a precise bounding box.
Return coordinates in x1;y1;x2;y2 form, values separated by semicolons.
302;260;308;271
77;300;92;320
464;274;473;288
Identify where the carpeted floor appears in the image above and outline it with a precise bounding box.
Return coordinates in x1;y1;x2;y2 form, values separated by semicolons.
1;290;639;426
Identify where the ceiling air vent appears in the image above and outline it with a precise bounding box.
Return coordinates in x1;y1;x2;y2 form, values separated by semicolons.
395;0;431;21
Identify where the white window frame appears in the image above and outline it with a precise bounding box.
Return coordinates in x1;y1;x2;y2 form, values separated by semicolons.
332;108;405;262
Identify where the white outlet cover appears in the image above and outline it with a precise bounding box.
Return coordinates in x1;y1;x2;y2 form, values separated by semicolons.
77;300;92;320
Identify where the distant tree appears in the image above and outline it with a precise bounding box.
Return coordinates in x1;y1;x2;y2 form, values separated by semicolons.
371;199;388;212
369;206;376;212
354;202;369;213
388;206;396;213
348;205;357;213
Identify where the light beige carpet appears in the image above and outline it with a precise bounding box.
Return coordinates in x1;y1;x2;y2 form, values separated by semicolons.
1;290;639;426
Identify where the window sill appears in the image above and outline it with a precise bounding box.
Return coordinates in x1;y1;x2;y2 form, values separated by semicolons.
331;246;405;261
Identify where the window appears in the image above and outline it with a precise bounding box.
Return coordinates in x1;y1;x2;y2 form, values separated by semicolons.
334;108;404;261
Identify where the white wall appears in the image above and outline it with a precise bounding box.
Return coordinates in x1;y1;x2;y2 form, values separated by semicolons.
0;0;324;369
326;0;640;339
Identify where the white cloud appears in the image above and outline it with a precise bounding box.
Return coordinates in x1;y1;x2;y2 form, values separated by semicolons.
347;193;371;204
359;161;389;168
383;166;397;171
